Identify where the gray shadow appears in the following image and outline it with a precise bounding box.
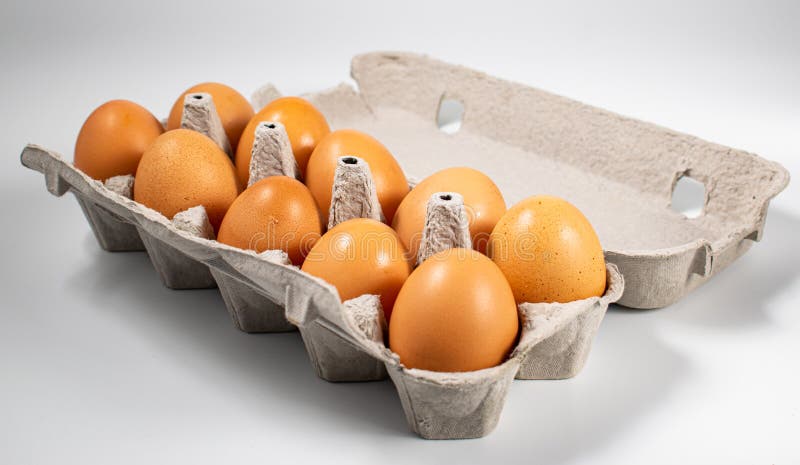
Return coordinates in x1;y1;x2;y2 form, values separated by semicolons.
63;238;410;437
66;231;690;454
492;306;689;464
658;208;800;327
65;224;694;452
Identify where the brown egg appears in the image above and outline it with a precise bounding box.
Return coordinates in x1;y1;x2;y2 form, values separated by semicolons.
392;167;506;257
301;218;412;320
133;129;239;230
488;195;606;304
235;97;330;185
166;82;254;152
306;129;409;225
74;100;164;180
389;248;519;372
217;176;322;265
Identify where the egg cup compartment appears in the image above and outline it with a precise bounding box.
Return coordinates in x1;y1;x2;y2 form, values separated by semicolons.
297;319;387;381
515;304;605;380
20;50;790;440
514;271;623;380
136;229;217;290
74;196;144;252
211;268;295;333
285;265;623;439
27;50;788;308
388;355;519;439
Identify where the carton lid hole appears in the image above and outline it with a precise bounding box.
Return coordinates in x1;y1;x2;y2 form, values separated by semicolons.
437;98;464;134
671;175;705;218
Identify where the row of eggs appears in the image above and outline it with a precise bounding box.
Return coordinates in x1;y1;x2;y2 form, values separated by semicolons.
72;82;606;373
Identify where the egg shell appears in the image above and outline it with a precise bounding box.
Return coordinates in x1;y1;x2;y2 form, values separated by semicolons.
392;167;506;257
217;176;322;266
305;129;409;226
488;195;606;304
166;82;254;152
133;129;239;230
388;248;519;372
235;97;330;185
301;218;412;320
74;100;164;180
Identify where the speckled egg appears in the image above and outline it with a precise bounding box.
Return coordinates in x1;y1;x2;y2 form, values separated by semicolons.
217;176;322;266
301;218;411;320
133;129;239;230
487;195;606;303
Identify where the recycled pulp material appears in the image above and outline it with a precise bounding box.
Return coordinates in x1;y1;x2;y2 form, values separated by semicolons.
248;51;785;310
172;206;215;240
103;175;134;198
22;145;297;332
290;178;616;390
284;264;623;439
20;51;789;438
416;192;472;265
21;138;622;436
248;121;300;186
232;120;298;332
181;92;232;159
210;249;294;333
328;156;384;229
332;52;787;309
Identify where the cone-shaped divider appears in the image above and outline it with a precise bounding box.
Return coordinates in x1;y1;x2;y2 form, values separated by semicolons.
137;205;216;289
180;92;232;159
416;192;472;265
248;121;300;186
327;156;384;229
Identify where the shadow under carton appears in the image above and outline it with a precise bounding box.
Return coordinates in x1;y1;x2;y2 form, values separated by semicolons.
19;51;791;440
285;264;623;439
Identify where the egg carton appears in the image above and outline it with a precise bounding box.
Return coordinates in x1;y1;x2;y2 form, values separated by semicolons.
285;264;622;439
20;51;789;438
24;147;295;333
21;142;623;438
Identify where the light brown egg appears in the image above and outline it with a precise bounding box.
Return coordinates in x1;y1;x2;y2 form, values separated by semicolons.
392;167;506;257
305;129;409;225
217;176;322;266
301;218;412;320
74;99;164;180
389;248;519;372
487;195;606;304
133;129;239;230
235;97;330;185
166;82;254;152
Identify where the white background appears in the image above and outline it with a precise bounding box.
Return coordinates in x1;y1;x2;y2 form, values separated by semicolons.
1;1;798;463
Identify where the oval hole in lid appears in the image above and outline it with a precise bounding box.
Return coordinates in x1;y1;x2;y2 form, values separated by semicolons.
671;175;706;219
436;98;464;134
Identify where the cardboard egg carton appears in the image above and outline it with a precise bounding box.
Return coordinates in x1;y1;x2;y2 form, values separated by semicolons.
20;51;788;439
285;264;622;439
